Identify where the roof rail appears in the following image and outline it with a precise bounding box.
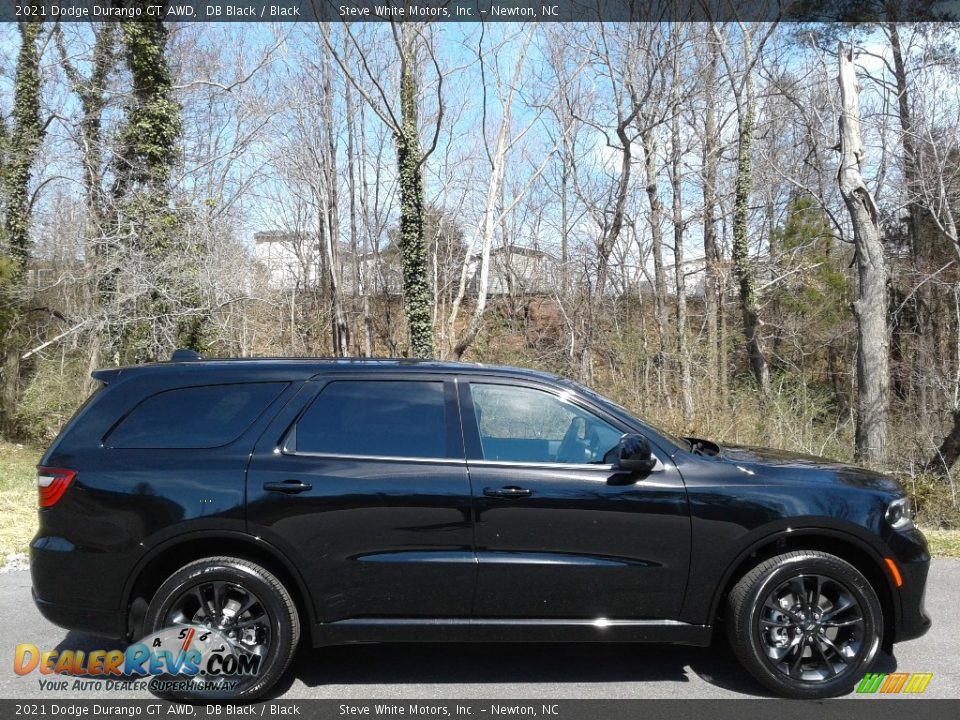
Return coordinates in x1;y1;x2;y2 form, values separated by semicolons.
170;349;204;362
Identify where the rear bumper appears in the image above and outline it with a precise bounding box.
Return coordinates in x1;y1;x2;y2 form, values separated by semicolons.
32;590;125;639
30;535;129;640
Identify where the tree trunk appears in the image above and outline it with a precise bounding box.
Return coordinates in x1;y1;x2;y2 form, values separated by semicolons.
671;48;693;424
924;193;960;478
731;50;770;396
395;26;434;358
344;47;363;356
112;16;192;361
560;155;570;296
2;21;44;279
450;132;507;360
449;27;534;361
322;51;348;356
702;43;721;406
357;102;375;357
837;44;891;466
641;127;671;403
56;24;115;239
57;25;115;364
925;410;960;478
595;111;634;299
0;20;46;436
887;21;922;258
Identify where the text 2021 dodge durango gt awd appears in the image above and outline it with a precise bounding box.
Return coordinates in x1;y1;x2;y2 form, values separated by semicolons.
30;353;930;700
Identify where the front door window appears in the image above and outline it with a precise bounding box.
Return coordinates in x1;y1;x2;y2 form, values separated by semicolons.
469;383;622;464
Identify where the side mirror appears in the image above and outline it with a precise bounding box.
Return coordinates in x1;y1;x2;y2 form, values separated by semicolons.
617;434;657;474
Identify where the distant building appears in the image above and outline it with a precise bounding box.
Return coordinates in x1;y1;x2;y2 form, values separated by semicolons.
254;231;562;298
471;246;561;296
254;231;374;293
253;232;318;290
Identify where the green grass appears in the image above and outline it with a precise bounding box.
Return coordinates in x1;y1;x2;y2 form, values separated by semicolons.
0;440;40;560
922;529;960;558
0;441;958;567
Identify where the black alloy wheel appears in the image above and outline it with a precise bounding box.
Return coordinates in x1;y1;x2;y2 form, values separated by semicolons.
144;556;299;701
727;550;883;698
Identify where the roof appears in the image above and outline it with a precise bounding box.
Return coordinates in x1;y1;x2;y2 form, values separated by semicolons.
92;355;564;384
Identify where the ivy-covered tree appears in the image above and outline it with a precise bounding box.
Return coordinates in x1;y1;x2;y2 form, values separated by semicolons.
111;10;204;362
714;23;774;396
394;25;434;358
1;21;44;279
0;17;46;434
56;23;116;234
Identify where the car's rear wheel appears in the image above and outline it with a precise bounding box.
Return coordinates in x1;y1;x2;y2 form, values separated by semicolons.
143;557;299;701
726;550;883;698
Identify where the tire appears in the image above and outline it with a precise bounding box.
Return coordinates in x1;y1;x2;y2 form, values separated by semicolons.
726;550;883;699
143;556;300;701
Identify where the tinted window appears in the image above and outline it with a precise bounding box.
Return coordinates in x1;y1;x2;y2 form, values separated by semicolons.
292;381;447;459
107;383;286;449
470;383;622;464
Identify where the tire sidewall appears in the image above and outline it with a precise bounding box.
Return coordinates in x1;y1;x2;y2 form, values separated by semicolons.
144;561;294;701
737;554;883;698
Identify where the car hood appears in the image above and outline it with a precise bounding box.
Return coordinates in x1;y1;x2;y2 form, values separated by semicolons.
716;443;903;493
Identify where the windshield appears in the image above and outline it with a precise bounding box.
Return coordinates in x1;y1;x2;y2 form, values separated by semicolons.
559;379;692;452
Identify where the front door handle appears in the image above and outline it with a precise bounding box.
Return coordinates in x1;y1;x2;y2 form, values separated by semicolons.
483;486;532;498
263;480;313;494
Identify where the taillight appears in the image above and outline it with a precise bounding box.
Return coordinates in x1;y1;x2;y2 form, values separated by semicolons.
37;467;76;508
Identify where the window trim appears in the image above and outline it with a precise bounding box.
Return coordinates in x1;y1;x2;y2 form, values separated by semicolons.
280;450;467;465
458;377;630;468
467;458;617;471
281;376;463;462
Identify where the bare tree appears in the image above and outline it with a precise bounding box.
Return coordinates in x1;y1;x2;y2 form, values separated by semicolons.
321;22;444;357
837;43;890;465
698;36;724;404
670;26;694;424
447;26;537;360
714;22;777;396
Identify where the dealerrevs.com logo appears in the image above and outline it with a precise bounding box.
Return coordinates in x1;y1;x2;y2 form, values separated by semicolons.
856;672;933;694
13;625;261;695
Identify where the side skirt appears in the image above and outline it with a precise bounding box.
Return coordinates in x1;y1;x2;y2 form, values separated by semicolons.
310;618;713;648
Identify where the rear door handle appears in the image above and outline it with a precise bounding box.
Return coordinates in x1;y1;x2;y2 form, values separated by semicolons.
483;486;532;498
263;480;313;494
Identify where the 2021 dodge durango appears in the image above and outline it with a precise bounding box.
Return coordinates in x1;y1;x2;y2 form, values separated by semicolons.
31;353;930;700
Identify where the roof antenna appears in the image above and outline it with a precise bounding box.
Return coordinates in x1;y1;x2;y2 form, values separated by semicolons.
171;349;203;362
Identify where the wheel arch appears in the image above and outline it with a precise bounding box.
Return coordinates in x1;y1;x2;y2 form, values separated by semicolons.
709;527;899;648
122;531;315;641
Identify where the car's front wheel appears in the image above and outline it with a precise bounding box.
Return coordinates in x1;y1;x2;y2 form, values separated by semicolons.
143;556;300;701
726;550;883;698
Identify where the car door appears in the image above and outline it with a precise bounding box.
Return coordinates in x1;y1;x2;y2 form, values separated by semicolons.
246;374;476;624
460;377;691;620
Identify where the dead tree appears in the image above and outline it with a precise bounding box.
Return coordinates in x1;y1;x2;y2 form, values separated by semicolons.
837;44;890;466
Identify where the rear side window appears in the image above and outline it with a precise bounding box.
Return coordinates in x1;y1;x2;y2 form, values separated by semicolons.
107;383;286;449
289;380;447;459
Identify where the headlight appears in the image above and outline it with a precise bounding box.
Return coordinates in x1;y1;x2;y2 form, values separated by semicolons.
886;496;916;531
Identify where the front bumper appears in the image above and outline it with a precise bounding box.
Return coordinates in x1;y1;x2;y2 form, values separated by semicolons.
888;527;932;643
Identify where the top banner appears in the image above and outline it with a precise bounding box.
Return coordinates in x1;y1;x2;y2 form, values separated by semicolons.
2;0;959;22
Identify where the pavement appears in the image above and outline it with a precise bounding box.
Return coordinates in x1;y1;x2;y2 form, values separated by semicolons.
1;560;957;700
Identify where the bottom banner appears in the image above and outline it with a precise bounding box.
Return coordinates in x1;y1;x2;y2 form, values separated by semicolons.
3;699;960;720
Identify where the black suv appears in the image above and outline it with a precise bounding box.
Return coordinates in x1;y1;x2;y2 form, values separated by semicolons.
32;354;930;700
